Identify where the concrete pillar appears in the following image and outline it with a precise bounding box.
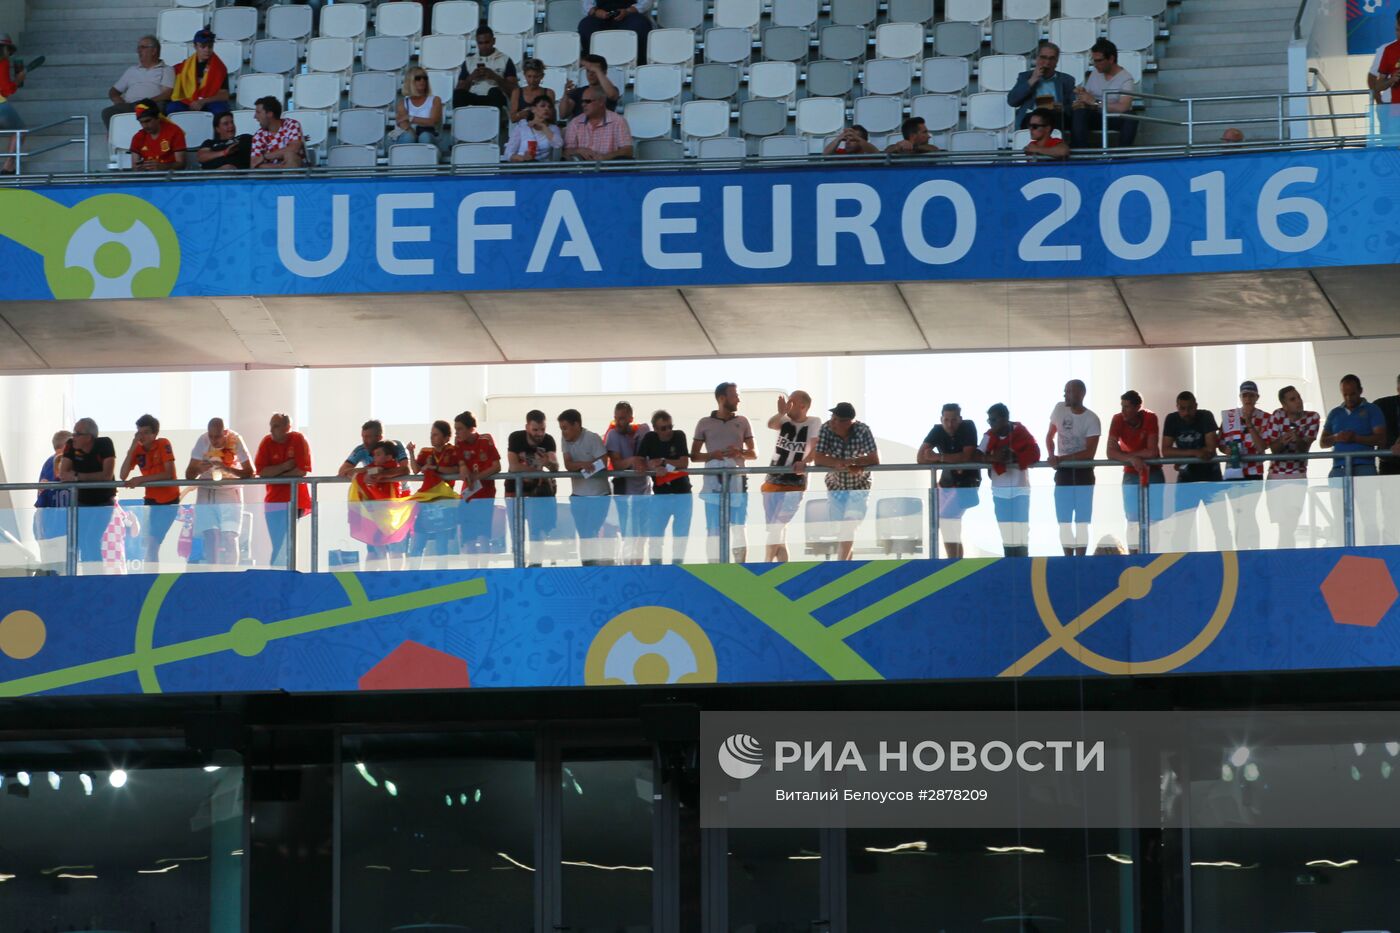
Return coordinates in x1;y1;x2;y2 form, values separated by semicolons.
1193;345;1238;416
568;362;603;395
1313;337;1400;411
230;370;297;442
0;374;70;532
308;368;372;472
1124;347;1195;417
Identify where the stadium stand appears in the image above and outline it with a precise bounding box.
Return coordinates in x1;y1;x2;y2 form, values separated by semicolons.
8;0;1298;173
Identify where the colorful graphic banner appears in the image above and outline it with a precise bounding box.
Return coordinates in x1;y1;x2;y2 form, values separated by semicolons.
1349;0;1397;55
0;149;1393;301
1;548;1398;698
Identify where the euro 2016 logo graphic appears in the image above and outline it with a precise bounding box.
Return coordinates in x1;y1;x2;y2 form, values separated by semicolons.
717;733;764;780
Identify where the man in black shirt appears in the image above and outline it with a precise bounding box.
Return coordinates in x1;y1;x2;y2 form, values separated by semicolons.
196;111;252;170
1161;390;1230;552
637;410;691;565
917;403;981;559
505;409;558;564
1375;374;1400;541
57;417;117;572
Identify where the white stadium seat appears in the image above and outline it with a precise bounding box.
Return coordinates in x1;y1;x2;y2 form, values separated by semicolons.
488;0;536;39
978;54;1026;94
681;99;731;139
864;58;913;97
319;4;369;42
748;61;798;102
350;71;399;109
452;106;501;143
433;1;482;37
713;0;762;32
389;142;440;166
874;22;925;62
648;28;697;67
375;2;424;41
698;136;746;159
236;73;288;110
796;97;846;142
626;101;677;139
534;31;583;70
634;64;686;103
944;0;992;27
266;5;313;44
211;6;259;44
158;9;206;48
327;144;377;168
420;34;469;71
1049;18;1098;54
293;73;342;111
760;135;808;157
912;93;961;132
921;57;971;95
852;95;903;134
307;37;355;77
1108;15;1156;54
591;29;639;70
452;142;500;165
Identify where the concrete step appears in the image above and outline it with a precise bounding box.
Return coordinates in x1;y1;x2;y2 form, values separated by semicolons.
28;1;173;22
11;98;110;125
1174;9;1295;26
33;51;143;67
1157;52;1288;71
17;28;160;52
29;0;171;10
16;79;120;102
1152;62;1288;85
1164;34;1293;55
1176;0;1295;10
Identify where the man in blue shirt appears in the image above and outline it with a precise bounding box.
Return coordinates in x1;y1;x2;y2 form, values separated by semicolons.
338;419;410;477
1322;373;1386;544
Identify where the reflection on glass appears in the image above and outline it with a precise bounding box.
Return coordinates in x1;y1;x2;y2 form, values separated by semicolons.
846;828;1131;932
560;756;653;932
340;732;535;933
0;507;65;576
727;828;820;933
0;751;243;933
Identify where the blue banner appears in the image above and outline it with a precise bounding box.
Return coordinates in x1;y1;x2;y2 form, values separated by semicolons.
0;149;1394;301
1350;0;1397;55
1;548;1398;698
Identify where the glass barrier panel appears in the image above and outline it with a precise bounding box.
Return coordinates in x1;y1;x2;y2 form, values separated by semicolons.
317;483;519;572
0;505;67;576
1354;470;1400;548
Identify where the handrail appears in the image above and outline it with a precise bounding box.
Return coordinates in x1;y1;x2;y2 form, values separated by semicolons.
0;115;90;176
1309;68;1339;138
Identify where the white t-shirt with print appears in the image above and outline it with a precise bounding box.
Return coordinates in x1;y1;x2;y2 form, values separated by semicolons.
1048;402;1102;458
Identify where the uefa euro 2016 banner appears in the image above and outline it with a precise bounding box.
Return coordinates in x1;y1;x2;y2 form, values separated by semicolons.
1;548;1398;698
0;148;1387;301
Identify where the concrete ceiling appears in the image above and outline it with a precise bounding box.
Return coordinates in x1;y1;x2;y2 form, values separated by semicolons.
0;266;1385;373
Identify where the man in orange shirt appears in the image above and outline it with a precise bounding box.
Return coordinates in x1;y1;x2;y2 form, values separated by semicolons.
120;413;180;567
129;99;186;170
254;412;312;569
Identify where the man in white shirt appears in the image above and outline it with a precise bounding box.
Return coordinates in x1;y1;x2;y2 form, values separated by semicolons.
186;417;253;566
762;390;822;563
1071;38;1137;148
102;35;175;128
1046;379;1101;556
559;408;613;565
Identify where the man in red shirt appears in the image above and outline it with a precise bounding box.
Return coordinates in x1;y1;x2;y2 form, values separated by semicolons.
1369;11;1400;142
254;412;312;569
454;410;501;559
1023;107;1070;160
129;99;186;170
1106;390;1162;554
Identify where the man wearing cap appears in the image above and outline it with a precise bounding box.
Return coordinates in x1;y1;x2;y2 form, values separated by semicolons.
1217;380;1270;550
103;35;175;128
813;402;880;561
128;99;187;170
0;33;26;174
165;29;230;117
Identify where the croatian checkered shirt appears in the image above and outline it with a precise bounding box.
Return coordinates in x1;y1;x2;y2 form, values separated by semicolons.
816;421;878;491
1262;408;1321;478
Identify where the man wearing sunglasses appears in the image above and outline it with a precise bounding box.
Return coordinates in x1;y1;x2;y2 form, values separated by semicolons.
1023;108;1069;160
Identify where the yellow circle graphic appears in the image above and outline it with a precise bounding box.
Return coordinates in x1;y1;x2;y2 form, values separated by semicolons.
0;610;47;660
1003;552;1239;677
584;607;719;686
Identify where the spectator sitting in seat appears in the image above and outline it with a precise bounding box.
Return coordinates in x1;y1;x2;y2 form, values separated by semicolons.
1009;41;1075;132
129;99;187;170
510;58;556;123
249;95;304;169
578;0;653;66
455;24;517;134
558;54;620;120
1;32;27;175
197;111;252;170
166;29;230;118
506;96;564;161
823;124;878;156
564;87;632;160
1072;38;1137;148
1023;107;1070;159
885;116;940;154
103;35;174;128
394;66;448;155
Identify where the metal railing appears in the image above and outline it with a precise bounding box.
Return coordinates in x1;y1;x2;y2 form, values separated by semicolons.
0;115;90;176
0;449;1393;576
1101;87;1376;149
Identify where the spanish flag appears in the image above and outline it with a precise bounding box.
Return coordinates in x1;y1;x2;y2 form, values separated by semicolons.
172;52;228;106
348;474;416;546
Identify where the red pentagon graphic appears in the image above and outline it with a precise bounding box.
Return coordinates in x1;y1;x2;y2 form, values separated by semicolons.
358;640;471;691
1321;556;1399;628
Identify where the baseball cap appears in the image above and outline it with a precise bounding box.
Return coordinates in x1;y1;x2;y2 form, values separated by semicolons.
192;28;216;46
829;402;857;419
0;34;16;51
1239;380;1259;394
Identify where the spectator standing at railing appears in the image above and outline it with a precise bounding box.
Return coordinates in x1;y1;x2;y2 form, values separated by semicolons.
0;33;27;175
604;402;651;565
33;430;72;573
823;125;879;156
559;408;613;566
564;88;633;161
455;25;517;135
919;403;981;560
1368;11;1400;142
506;410;559;565
1008;41;1075;133
102;35;174;129
249;97;304;169
393;66;448;155
578;0;653;67
1106;390;1162;555
406;420;464;564
1072;38;1137;149
1046;379;1101;557
119;414;180;569
254;413;312;569
1216;381;1270;551
763;391;821;564
339;420;411;566
693;382;756;563
559;55;620;121
637;410;691;566
1162;390;1229;553
1322;374;1386;544
813;403;880;563
454;411;502;559
186;418;253;567
1261;387;1319;549
58;418;117;573
129;100;187;171
1376;375;1400;542
505;97;564;162
979;404;1039;558
166;29;230;118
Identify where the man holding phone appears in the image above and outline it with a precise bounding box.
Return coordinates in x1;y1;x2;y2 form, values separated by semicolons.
578;0;654;66
454;24;517;131
1008;40;1076;132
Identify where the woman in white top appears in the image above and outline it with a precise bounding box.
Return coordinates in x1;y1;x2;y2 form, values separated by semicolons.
393;66;447;155
504;96;563;162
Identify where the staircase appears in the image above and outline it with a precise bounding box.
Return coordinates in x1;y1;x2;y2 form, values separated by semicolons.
1140;0;1296;146
12;0;175;175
